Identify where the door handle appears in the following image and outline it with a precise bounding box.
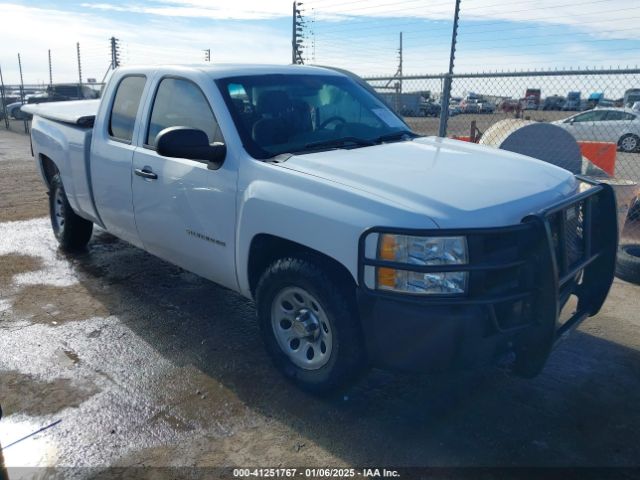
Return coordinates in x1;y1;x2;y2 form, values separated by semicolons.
134;167;158;180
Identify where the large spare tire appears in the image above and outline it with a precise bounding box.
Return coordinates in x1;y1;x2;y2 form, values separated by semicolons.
479;119;583;174
615;244;640;285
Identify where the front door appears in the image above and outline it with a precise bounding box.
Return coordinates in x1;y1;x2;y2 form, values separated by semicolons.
131;77;238;290
563;110;607;142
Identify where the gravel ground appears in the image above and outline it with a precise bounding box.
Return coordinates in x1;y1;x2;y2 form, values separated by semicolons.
0;126;639;477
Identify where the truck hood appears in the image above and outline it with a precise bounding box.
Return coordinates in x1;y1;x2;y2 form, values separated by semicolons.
279;137;578;228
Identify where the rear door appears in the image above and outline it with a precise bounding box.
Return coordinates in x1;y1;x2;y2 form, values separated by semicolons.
91;74;148;247
131;76;238;290
602;110;637;142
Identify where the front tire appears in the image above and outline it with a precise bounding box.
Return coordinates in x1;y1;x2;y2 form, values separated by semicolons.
618;133;640;153
255;256;367;394
49;174;93;251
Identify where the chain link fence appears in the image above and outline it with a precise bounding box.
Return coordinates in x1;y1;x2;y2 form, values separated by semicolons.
366;68;640;243
1;3;639;246
366;69;640;243
0;35;209;133
1;82;104;134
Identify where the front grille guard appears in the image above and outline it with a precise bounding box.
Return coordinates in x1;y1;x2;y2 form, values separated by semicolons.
527;177;618;338
358;176;618;341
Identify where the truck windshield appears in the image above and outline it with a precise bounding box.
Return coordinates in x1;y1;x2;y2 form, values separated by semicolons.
216;74;415;159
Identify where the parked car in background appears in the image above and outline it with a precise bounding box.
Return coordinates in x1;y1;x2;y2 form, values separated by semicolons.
553;107;640;152
448;99;462;116
521;89;541;110
2;91;21;105
2;88;45;110
597;99;615;108
521;96;538;110
586;92;607;110
378;92;432;118
499;99;519;113
542;95;565;111
420;100;441;117
29;83;100;103
6;83;100;121
460;98;480;113
624;89;640;108
6;101;29;120
562;91;581;111
478;101;495;114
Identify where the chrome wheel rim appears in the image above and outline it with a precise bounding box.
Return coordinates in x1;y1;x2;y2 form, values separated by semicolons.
621;136;638;152
53;188;65;232
271;286;333;370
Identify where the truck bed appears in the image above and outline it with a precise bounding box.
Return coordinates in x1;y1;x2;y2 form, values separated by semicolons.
21;100;100;127
29;104;103;227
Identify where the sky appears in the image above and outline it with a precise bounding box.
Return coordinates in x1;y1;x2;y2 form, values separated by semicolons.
0;0;638;96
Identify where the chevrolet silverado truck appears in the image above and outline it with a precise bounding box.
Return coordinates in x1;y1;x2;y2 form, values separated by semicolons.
24;64;618;393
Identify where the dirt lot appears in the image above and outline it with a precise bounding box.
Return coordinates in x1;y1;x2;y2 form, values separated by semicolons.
0;129;48;221
1;126;640;477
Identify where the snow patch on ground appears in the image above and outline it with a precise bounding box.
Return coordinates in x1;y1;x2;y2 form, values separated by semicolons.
0;217;79;287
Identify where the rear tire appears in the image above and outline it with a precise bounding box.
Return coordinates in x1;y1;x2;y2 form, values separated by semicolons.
49;174;93;251
618;134;640;153
255;256;367;394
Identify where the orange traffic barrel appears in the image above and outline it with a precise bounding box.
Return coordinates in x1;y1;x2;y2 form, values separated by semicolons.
578;141;616;176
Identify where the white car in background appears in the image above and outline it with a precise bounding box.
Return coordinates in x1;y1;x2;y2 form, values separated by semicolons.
553;107;640;153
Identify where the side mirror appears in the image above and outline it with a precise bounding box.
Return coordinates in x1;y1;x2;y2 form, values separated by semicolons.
567;118;575;124
156;126;226;169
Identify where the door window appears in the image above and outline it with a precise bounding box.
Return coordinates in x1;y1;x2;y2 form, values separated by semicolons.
146;78;222;148
570;110;608;123
109;76;147;143
605;111;636;121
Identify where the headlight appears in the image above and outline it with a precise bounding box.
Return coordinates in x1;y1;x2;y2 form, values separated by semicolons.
376;234;468;295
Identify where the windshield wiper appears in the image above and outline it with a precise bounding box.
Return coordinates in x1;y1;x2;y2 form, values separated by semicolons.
373;131;420;144
295;132;418;155
303;136;375;151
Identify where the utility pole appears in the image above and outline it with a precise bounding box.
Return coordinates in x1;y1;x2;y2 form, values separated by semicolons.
311;8;316;62
383;31;404;111
110;37;120;69
17;54;25;105
203;49;211;62
438;0;461;138
292;1;305;64
76;42;83;85
399;32;403;94
0;64;9;129
48;49;53;87
17;53;28;133
291;2;296;64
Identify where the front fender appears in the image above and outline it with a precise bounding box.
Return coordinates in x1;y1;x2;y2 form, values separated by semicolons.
235;169;437;298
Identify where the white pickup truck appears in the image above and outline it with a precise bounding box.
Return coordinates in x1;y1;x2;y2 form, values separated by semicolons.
25;64;618;393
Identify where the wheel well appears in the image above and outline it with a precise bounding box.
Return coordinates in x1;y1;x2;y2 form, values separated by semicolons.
39;154;59;189
619;132;640;140
247;234;356;297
